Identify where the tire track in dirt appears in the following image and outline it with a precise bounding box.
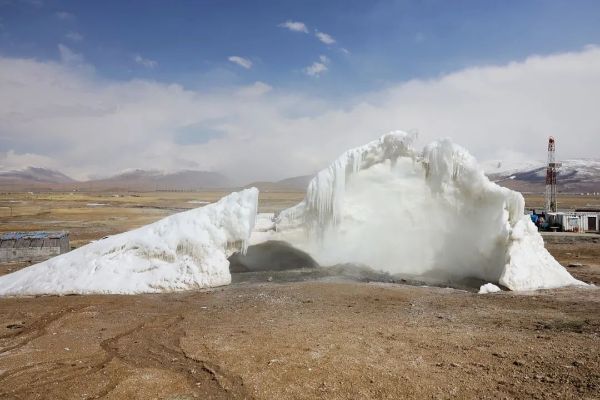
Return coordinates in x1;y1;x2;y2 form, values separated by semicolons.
1;306;252;399
97;313;252;399
2;319;158;398
0;305;92;399
88;322;147;399
0;305;87;355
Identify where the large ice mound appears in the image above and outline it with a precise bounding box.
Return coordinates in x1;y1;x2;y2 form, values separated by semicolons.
267;131;583;291
0;188;258;296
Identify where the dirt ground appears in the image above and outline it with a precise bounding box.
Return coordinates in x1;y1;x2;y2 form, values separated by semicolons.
0;275;598;400
0;192;599;399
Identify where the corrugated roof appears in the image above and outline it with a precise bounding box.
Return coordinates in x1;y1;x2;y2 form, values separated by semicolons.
0;231;68;240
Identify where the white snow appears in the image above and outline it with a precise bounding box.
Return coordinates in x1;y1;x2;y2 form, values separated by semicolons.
500;217;581;290
479;283;502;294
268;131;584;291
0;188;258;296
276;131;417;235
480;159;544;176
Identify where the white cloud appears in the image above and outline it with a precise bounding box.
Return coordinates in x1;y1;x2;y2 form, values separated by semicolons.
315;31;335;45
278;20;308;33
65;31;84;42
1;46;599;183
0;150;59;172
58;44;84;65
134;54;158;68
304;55;329;77
228;56;253;69
236;81;272;97
55;11;75;20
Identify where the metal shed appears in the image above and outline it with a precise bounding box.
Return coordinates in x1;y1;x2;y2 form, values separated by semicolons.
547;212;600;233
0;231;70;262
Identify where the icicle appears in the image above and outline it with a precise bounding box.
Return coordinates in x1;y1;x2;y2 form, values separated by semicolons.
277;131;417;239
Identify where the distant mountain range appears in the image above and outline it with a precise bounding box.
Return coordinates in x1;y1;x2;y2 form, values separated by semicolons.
77;169;231;191
0;167;76;190
1;160;599;192
244;175;313;192
484;159;600;193
0;167;230;191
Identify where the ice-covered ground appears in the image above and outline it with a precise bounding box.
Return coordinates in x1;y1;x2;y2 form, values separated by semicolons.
255;131;584;291
0;188;258;295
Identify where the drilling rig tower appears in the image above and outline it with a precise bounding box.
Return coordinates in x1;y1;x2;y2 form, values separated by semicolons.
545;136;560;212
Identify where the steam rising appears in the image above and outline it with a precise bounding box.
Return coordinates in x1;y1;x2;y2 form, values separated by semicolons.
265;131;582;291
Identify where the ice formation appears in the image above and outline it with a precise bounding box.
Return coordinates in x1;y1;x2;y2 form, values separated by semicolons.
0;188;258;296
270;131;583;291
479;283;502;294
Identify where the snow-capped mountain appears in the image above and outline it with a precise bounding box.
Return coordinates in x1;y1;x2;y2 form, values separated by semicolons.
0;167;231;191
0;167;76;189
483;159;600;193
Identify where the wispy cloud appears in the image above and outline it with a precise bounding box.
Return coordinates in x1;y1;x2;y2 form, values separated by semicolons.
315;31;335;45
58;44;83;65
65;31;83;42
236;81;272;97
55;11;75;20
228;56;253;69
304;55;329;77
134;54;157;68
278;20;308;33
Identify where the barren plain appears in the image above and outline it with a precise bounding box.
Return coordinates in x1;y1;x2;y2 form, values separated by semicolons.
0;192;598;399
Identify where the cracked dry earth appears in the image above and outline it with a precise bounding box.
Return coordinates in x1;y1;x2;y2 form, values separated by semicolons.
0;276;599;400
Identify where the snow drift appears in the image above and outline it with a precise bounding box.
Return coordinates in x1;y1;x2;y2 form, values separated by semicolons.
0;188;258;296
266;131;583;291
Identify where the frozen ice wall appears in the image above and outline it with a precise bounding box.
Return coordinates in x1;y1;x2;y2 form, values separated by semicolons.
274;131;582;291
0;188;259;296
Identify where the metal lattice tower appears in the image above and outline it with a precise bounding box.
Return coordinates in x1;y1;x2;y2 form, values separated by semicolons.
545;136;560;212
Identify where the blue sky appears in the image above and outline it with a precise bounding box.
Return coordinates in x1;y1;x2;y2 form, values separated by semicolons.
0;0;599;181
2;0;599;95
